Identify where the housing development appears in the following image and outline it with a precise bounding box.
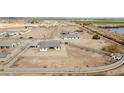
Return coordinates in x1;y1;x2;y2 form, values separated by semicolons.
0;17;124;76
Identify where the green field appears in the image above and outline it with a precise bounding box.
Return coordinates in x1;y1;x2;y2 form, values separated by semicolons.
92;19;124;24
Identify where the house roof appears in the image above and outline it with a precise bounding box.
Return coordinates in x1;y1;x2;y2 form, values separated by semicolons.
61;33;80;38
0;52;8;58
37;40;61;48
0;39;18;46
61;30;76;34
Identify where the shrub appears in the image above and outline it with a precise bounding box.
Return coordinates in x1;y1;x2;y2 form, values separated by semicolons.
64;42;68;44
19;37;23;39
92;34;100;40
28;37;33;39
102;44;122;53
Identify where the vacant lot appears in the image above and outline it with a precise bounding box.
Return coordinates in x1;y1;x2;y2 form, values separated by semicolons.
61;31;111;50
9;25;113;68
12;44;112;68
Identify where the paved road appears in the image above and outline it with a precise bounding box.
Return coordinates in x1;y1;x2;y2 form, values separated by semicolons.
4;43;31;68
2;55;124;73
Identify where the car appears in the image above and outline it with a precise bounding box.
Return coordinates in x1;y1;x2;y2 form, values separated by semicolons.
111;53;123;61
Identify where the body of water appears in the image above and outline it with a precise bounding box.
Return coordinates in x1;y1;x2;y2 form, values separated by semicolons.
105;27;124;35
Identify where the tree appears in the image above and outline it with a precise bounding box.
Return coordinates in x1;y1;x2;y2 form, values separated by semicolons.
92;34;100;40
19;37;23;39
28;37;33;39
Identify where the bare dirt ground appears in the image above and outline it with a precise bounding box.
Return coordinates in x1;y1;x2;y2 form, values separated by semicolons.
0;23;38;28
19;25;80;39
20;27;60;39
61;31;111;50
59;25;80;31
0;23;26;28
12;45;111;68
0;23;119;76
7;25;112;69
0;73;88;76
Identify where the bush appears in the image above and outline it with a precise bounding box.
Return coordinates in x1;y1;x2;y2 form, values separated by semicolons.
19;37;23;39
92;34;100;40
64;42;68;44
102;44;122;53
28;37;33;39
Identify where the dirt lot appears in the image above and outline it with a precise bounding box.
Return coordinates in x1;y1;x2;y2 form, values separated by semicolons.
0;23;115;70
20;27;59;39
61;31;111;50
12;44;112;68
20;25;80;39
0;23;122;76
4;25;112;69
0;23;26;28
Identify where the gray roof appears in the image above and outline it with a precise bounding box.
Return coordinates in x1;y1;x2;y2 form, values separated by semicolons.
61;33;80;38
37;40;61;48
0;39;18;46
61;30;77;34
0;52;8;58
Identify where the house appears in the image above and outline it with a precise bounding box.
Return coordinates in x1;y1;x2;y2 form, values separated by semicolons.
37;40;61;51
61;33;80;40
60;30;76;34
0;39;18;49
0;52;12;63
75;30;83;33
0;52;8;58
60;31;70;34
24;26;33;29
60;29;83;35
0;31;19;37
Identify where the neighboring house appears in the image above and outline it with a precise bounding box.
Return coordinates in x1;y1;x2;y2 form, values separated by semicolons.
7;32;18;36
61;33;80;40
0;52;8;58
37;40;61;51
60;31;70;34
75;30;83;33
24;26;33;28
0;52;12;63
60;29;83;35
0;39;18;49
60;30;76;34
0;31;19;37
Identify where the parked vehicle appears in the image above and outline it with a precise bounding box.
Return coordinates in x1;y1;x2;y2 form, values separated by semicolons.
111;53;123;61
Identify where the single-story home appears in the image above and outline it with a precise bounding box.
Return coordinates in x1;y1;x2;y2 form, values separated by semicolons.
0;52;8;58
60;29;83;35
37;40;61;51
0;39;18;49
61;33;80;40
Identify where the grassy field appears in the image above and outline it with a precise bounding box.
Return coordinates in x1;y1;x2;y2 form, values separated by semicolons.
92;19;124;24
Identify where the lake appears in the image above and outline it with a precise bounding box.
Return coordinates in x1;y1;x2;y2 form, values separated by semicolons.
105;27;124;34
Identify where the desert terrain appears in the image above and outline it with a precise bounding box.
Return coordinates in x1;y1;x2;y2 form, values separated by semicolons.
0;19;123;76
